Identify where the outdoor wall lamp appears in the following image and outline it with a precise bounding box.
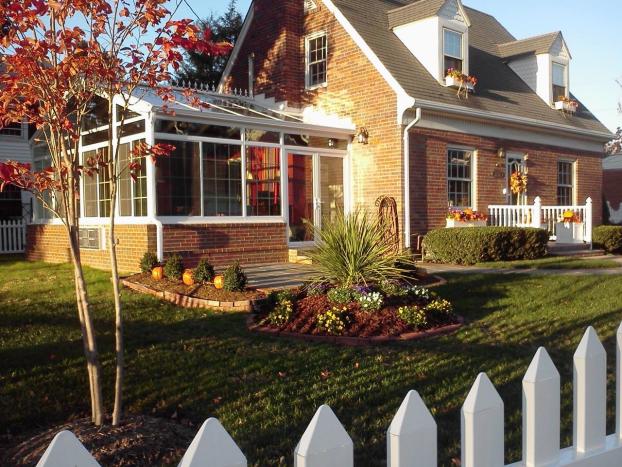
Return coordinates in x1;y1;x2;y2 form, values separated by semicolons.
357;127;369;145
328;138;336;148
497;147;505;159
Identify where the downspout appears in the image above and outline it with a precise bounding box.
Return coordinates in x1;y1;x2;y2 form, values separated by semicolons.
403;107;422;249
153;218;164;262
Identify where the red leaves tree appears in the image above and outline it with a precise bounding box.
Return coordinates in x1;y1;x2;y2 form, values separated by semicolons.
0;0;230;426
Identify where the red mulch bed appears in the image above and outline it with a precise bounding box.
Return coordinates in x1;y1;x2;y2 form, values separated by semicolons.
126;273;264;302
1;415;196;467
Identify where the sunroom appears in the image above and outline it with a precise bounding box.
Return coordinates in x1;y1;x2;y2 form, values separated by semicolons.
30;87;354;269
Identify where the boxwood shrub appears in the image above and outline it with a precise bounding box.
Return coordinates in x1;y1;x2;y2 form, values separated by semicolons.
593;226;622;253
423;227;549;265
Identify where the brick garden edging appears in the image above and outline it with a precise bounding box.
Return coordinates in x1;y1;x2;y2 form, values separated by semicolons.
121;279;267;312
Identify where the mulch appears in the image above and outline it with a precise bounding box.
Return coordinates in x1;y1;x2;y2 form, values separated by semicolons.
1;415;196;467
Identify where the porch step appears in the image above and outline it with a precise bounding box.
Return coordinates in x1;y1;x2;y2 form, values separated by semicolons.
548;243;605;258
289;248;314;265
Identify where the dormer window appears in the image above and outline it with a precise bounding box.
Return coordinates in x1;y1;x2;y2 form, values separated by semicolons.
552;62;567;101
443;29;464;73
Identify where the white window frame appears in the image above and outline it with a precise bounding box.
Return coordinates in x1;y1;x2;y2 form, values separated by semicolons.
442;28;464;75
447;146;476;210
557;159;576;206
305;32;328;90
552;61;568;102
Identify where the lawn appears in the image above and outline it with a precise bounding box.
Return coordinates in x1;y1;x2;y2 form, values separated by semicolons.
1;260;622;466
476;256;622;270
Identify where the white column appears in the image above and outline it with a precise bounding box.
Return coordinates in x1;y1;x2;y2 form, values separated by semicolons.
532;196;542;229
617;323;622;441
585;197;593;247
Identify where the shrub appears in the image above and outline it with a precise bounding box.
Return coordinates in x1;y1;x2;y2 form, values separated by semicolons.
327;286;354;305
356;291;384;313
423;227;548;265
163;254;184;280
306;210;416;287
305;282;330;297
407;285;432;301
266;299;294;326
397;305;427;329
379;280;409;298
140;252;159;274
316;306;350;335
593;226;622;253
223;261;247;292
194;259;215;284
424;299;453;315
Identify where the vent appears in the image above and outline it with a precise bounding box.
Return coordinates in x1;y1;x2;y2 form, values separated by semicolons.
304;0;317;13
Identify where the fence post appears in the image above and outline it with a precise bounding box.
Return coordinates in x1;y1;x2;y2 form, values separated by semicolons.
574;326;606;454
387;390;437;467
532;197;542;229
36;431;100;467
585;197;593;248
294;405;353;467
461;373;504;467
178;418;247;467
617;323;622;442
522;347;560;467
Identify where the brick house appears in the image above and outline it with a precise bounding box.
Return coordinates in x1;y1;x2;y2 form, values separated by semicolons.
222;0;612;248
604;155;622;225
23;0;613;271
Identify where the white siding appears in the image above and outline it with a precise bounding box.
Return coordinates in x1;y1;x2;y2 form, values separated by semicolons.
0;122;32;164
394;17;442;82
439;0;465;23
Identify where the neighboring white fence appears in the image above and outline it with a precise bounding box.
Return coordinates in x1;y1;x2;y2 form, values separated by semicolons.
35;324;622;467
0;219;26;254
488;197;593;244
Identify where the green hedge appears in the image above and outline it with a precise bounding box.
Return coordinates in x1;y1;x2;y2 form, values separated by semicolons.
423;227;549;265
593;226;622;253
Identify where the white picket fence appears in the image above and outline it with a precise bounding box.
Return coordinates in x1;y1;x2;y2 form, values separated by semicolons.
33;324;622;467
0;219;26;253
488;197;593;244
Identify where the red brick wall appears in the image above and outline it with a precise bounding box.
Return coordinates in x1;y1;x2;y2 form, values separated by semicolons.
26;224;157;273
162;223;288;268
604;169;622;224
409;128;604;234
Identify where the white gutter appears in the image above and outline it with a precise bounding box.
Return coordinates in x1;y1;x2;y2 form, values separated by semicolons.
152;217;164;262
403;108;422;249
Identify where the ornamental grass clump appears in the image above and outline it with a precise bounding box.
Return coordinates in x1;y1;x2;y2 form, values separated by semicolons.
316;306;350;335
164;254;184;280
307;210;415;288
140;252;159;274
194;259;215;284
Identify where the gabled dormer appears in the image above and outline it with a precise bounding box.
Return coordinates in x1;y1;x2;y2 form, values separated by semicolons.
389;0;472;85
498;32;573;109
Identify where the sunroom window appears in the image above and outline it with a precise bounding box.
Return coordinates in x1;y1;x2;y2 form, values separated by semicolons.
155;141;201;216
552;63;567;102
246;147;281;216
203;142;243;217
118;140;148;217
443;29;463;74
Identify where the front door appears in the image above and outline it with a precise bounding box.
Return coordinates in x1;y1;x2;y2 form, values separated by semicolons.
506;152;527;205
287;153;344;244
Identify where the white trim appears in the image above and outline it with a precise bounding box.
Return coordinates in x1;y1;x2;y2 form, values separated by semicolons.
403;108;422;249
447;146;476;210
219;3;255;91
557;158;578;206
305;31;329;90
157;216;286;225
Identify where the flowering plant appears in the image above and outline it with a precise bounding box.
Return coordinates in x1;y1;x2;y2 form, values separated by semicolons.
406;285;432;301
266;299;294;326
398;305;427;329
556;96;579;107
424;299;454;315
510;171;528;196
356;291;384;313
447;208;488;222
561;210;582;223
446;68;478;98
316;306;350;335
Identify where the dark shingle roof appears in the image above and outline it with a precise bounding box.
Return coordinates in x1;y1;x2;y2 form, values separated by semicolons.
497;32;563;59
387;0;447;29
331;0;610;137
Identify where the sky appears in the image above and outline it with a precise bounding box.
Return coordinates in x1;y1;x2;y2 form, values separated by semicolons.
180;0;622;132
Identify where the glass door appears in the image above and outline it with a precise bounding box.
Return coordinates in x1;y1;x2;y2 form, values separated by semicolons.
506;152;527;205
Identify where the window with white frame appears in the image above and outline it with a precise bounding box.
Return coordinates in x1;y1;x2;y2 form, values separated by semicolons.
0;122;24;137
552;63;567;102
557;160;575;206
443;29;464;74
306;33;327;89
447;148;473;208
118;140;148;217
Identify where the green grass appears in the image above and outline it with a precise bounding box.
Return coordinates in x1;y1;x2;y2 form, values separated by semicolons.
476;256;622;270
1;261;622;466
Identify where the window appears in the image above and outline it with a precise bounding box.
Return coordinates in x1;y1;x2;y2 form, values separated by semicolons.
0;122;23;137
155;141;201;216
306;33;327;88
447;149;473;208
79;228;101;250
33;145;55;220
552;63;567;102
203;143;243;216
557;160;574;206
443;29;463;74
118;140;148;217
0;185;22;219
82;148;110;218
246;146;281;216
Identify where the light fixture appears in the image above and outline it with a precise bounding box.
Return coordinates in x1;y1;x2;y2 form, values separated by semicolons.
356;127;369;145
497;147;505;159
328;138;336;148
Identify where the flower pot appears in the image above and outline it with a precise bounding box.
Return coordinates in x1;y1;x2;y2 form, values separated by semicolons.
446;219;487;228
445;76;474;92
554;101;578;113
555;222;585;244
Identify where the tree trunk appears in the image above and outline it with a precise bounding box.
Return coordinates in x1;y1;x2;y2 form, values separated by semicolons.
68;226;105;425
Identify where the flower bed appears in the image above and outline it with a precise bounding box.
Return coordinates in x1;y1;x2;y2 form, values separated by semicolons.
249;281;462;345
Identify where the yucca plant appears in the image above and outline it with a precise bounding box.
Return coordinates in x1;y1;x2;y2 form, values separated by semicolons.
306;210;415;287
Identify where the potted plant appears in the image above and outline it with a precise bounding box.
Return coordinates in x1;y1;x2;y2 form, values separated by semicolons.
446;208;488;228
554;96;579;113
555;210;585;243
445;68;477;98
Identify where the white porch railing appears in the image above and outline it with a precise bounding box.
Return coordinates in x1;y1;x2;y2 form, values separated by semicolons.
488;197;593;245
0;219;26;254
33;324;622;467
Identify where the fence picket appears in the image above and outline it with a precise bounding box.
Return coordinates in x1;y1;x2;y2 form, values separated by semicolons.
574;327;607;454
387;390;437;467
294;405;353;467
36;431;100;467
461;373;504;467
523;347;560;467
0;219;26;253
178;418;246;467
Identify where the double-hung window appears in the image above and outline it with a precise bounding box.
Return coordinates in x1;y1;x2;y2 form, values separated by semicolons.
443;29;464;74
306;33;327;89
552;63;567;102
447;148;473;208
557;160;575;206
